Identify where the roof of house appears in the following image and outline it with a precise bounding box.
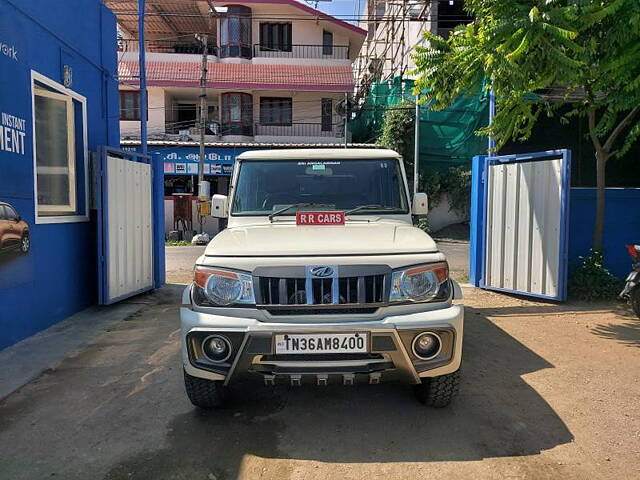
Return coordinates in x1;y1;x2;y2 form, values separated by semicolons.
118;60;355;91
105;0;366;38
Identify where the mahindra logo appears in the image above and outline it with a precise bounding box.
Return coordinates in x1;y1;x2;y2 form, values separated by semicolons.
310;266;334;278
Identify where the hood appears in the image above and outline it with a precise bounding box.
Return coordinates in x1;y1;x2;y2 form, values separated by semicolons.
204;221;438;257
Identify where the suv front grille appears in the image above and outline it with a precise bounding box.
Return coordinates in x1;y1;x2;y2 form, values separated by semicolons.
253;265;391;310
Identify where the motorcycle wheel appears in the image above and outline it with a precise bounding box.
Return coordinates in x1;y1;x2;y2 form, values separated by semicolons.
631;288;640;319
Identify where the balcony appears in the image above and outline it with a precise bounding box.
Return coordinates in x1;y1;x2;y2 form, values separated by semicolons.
254;122;343;139
118;39;348;60
253;44;350;60
118;39;217;55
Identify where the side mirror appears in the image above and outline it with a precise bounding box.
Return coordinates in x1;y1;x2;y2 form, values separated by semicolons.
15;216;21;222
211;194;228;218
412;192;428;216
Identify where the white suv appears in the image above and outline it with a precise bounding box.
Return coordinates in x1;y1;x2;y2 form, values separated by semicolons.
180;149;463;408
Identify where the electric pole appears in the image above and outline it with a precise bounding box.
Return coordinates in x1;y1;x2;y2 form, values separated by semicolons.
138;0;147;155
343;92;348;148
197;33;208;186
413;96;420;197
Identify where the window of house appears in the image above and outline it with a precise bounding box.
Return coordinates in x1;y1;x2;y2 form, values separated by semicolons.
32;72;87;222
120;90;140;121
259;23;292;52
220;5;252;58
221;92;253;136
321;98;333;132
260;97;292;126
322;30;333;56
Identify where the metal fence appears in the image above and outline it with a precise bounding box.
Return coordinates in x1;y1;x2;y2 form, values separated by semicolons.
119;40;348;60
118;39;217;55
255;122;343;138
253;44;350;60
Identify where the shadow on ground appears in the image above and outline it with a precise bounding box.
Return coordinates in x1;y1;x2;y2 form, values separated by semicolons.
101;302;574;480
592;315;640;347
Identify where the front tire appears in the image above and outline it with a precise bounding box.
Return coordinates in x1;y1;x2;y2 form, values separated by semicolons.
631;288;640;319
184;369;228;408
20;234;30;254
414;370;460;407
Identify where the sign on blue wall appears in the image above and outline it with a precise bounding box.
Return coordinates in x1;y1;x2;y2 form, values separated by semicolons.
123;146;250;176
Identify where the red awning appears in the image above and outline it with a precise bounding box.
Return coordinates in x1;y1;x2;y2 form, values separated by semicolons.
118;61;354;92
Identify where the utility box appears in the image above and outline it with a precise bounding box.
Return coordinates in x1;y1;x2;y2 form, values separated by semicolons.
173;193;193;232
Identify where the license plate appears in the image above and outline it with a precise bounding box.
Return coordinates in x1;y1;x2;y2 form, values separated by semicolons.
296;211;345;226
274;333;367;354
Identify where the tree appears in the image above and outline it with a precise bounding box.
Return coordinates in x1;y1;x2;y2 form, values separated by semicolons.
413;0;640;250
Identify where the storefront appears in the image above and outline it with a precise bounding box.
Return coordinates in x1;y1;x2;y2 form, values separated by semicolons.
121;142;252;235
0;0;120;349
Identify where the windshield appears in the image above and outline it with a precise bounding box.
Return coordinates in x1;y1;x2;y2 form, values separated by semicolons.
231;159;409;216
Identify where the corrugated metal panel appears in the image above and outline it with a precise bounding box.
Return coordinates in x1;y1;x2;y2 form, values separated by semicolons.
106;156;153;300
484;157;563;299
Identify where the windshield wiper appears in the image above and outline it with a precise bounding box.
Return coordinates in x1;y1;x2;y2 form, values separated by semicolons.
268;203;331;222
345;204;402;215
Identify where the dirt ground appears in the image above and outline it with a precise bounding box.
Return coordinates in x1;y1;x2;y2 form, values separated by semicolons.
1;255;639;479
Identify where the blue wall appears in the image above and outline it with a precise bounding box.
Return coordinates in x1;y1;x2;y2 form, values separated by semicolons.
568;188;640;278
0;0;119;349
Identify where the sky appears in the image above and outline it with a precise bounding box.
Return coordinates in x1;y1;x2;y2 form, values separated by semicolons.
309;0;365;25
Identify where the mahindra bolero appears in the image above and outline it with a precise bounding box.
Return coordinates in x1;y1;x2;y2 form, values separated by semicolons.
180;149;463;408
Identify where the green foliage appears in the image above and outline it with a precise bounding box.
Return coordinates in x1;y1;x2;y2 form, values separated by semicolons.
442;166;472;215
412;0;640;157
420;166;472;216
568;249;624;301
379;105;473;216
380;103;415;159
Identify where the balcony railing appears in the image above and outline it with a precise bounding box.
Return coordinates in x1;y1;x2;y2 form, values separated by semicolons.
255;122;343;138
253;44;350;60
118;39;349;60
118;39;217;55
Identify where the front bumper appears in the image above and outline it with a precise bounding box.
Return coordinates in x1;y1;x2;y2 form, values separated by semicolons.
180;297;463;386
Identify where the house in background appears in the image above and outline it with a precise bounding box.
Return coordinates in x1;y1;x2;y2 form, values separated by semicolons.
354;0;472;98
106;0;367;236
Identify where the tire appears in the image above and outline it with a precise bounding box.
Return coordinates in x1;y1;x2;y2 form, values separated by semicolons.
183;369;228;408
414;370;460;407
19;234;30;254
631;288;640;319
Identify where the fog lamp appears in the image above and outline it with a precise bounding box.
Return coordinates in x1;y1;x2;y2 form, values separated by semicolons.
412;332;442;360
202;335;232;363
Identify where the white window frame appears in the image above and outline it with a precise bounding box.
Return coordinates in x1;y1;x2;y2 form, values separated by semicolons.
31;70;89;224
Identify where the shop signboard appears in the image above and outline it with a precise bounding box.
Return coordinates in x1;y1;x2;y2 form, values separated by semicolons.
123;146;248;176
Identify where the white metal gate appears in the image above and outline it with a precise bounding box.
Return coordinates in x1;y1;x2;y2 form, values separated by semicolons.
481;150;571;301
97;148;155;304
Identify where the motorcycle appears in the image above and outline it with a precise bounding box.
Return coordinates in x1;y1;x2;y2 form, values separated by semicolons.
619;244;640;318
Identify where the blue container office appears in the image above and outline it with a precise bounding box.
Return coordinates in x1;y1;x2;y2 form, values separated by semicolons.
0;0;120;349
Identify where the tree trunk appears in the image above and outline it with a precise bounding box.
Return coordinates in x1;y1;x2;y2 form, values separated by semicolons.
592;148;608;250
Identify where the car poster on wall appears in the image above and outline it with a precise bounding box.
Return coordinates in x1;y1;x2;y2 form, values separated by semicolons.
0;18;33;290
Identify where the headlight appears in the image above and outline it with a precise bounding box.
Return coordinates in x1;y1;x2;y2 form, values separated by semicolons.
194;266;255;306
390;262;449;302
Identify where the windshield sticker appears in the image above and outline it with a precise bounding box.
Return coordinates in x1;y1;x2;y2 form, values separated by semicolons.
297;161;341;166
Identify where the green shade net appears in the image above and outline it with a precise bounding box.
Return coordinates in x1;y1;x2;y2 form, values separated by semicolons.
350;76;490;170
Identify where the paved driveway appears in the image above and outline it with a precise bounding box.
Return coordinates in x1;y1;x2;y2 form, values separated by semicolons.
1;247;638;480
